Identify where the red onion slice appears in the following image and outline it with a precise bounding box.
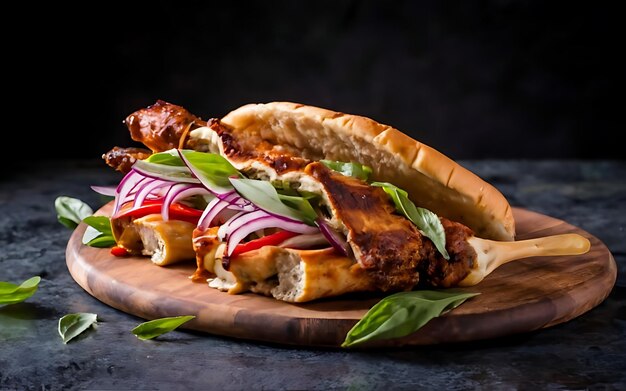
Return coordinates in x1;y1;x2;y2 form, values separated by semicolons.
133;179;172;208
278;233;330;249
315;217;350;257
224;211;319;257
217;211;247;240
161;184;211;221
113;170;147;215
90;185;117;196
198;192;239;229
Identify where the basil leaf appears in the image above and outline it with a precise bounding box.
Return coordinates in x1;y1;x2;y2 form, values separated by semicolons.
82;216;116;248
82;215;113;234
321;160;373;181
342;290;480;347
58;313;98;344
179;149;240;192
55;196;93;229
145;149;186;166
0;276;41;305
271;180;299;196
131;315;196;340
371;182;449;259
84;232;117;248
276;194;317;225
134;156;197;182
230;178;315;224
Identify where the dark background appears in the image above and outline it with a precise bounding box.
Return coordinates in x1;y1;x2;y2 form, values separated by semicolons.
9;1;622;161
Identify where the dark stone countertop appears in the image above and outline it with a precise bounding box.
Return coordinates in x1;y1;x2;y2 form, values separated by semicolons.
1;159;624;390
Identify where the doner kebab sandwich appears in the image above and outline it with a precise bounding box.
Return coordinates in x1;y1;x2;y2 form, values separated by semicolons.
102;100;590;302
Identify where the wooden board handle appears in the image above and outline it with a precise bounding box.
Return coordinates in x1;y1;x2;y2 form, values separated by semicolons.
459;233;591;286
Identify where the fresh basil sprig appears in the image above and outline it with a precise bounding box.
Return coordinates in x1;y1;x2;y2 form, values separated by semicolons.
131;315;196;340
58;313;98;344
55;196;93;229
372;182;450;259
321;160;373;181
0;276;41;305
82;216;116;248
342;290;480;347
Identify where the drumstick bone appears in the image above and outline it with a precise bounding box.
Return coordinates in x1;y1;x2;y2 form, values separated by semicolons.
458;233;591;286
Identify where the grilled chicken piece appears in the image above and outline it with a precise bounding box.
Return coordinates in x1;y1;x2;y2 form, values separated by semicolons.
306;162;478;291
204;119;311;175
125;100;204;152
306;162;424;291
102;146;152;174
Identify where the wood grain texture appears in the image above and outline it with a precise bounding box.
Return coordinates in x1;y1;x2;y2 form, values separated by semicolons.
65;206;616;348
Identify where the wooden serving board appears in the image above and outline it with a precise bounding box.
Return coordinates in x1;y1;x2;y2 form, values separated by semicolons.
66;206;616;348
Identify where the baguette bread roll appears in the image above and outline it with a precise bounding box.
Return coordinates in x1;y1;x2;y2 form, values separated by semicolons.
219;102;515;241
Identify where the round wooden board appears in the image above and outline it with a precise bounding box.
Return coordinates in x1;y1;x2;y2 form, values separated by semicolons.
66;206;616;348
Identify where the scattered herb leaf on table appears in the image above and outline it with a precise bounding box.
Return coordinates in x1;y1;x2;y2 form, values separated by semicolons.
132;315;196;340
343;290;480;347
0;276;41;305
58;313;98;344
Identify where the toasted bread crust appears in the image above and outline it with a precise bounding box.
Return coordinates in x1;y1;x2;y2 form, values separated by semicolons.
220;102;515;241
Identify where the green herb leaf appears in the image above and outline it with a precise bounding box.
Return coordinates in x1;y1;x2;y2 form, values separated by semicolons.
58;313;98;344
0;276;41;305
276;194;318;225
179;149;241;192
271;180;299;196
371;182;449;259
82;216;116;248
131;315;196;340
342;290;480;347
145;149;186;166
134;155;197;182
230;178;315;224
83;215;113;234
55;196;93;229
321;160;373;181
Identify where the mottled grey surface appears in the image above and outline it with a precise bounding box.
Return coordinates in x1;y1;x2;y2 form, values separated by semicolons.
1;160;624;390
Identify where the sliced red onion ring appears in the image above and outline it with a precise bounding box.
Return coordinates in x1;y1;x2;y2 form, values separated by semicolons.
113;170;148;215
133;178;172;208
217;211;247;240
224;211;319;257
161;183;211;221
315;217;350;257
198;192;238;229
279;233;330;249
91;185;117;196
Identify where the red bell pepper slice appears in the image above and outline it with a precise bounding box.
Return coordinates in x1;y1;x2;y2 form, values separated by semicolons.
117;199;203;224
110;246;130;257
230;230;299;257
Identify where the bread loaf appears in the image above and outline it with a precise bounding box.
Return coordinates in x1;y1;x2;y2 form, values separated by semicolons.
219;102;515;241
